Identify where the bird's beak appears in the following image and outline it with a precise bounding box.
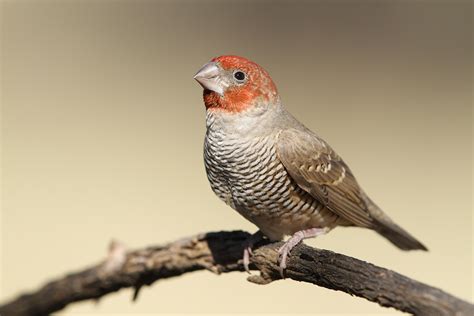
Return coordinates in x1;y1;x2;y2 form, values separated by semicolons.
193;62;226;96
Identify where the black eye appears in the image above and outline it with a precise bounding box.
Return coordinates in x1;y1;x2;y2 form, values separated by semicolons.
233;71;246;82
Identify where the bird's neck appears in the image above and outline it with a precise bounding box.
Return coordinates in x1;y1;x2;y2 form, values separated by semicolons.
205;102;285;138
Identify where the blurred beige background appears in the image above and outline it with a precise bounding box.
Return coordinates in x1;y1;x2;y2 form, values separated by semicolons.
1;0;472;314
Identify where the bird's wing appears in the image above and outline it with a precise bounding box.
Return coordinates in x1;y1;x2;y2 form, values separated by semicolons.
276;128;373;227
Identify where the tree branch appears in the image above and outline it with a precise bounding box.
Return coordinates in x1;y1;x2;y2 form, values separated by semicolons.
0;231;472;316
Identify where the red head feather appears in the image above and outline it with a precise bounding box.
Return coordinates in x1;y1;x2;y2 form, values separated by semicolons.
202;56;279;113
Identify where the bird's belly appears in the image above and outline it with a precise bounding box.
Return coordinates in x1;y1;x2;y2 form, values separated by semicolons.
204;133;339;240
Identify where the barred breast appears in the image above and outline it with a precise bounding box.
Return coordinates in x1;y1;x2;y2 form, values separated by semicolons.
204;114;342;241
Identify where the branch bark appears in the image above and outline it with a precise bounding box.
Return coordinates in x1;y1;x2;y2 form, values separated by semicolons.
0;231;472;316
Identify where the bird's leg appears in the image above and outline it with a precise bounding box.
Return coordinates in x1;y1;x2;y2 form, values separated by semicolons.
242;230;265;273
278;227;329;278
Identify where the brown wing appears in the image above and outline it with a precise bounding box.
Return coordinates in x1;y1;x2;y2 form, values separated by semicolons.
276;128;374;228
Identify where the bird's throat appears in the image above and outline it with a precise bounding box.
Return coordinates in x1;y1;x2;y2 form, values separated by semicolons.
203;89;266;113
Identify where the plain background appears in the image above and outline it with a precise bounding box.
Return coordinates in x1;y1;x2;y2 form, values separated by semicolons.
1;0;472;314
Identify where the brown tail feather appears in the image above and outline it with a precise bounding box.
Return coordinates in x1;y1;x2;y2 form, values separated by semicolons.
364;195;428;251
375;220;428;251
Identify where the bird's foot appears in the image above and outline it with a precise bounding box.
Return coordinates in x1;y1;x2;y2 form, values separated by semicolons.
242;230;264;273
278;227;329;278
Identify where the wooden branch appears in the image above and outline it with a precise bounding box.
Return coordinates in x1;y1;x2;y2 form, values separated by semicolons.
0;231;472;316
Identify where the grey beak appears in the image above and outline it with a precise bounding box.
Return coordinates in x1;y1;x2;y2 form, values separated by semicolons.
193;62;226;96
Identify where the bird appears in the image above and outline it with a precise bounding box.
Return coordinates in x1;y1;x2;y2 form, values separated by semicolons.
193;55;427;275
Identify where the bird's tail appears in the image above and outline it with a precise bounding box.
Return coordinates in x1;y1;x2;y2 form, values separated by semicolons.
374;220;428;251
366;197;428;251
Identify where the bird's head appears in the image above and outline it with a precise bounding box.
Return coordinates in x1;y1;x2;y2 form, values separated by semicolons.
194;55;279;113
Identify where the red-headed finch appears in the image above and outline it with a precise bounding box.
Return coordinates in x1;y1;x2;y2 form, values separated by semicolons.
194;55;427;275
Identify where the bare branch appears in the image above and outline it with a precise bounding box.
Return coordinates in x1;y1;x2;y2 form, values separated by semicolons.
0;231;472;316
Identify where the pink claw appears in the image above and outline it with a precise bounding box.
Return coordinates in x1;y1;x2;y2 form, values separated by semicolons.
277;228;329;278
241;231;264;273
243;246;252;273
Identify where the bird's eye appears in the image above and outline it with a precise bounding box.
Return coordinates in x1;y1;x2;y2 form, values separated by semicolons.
233;71;246;82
